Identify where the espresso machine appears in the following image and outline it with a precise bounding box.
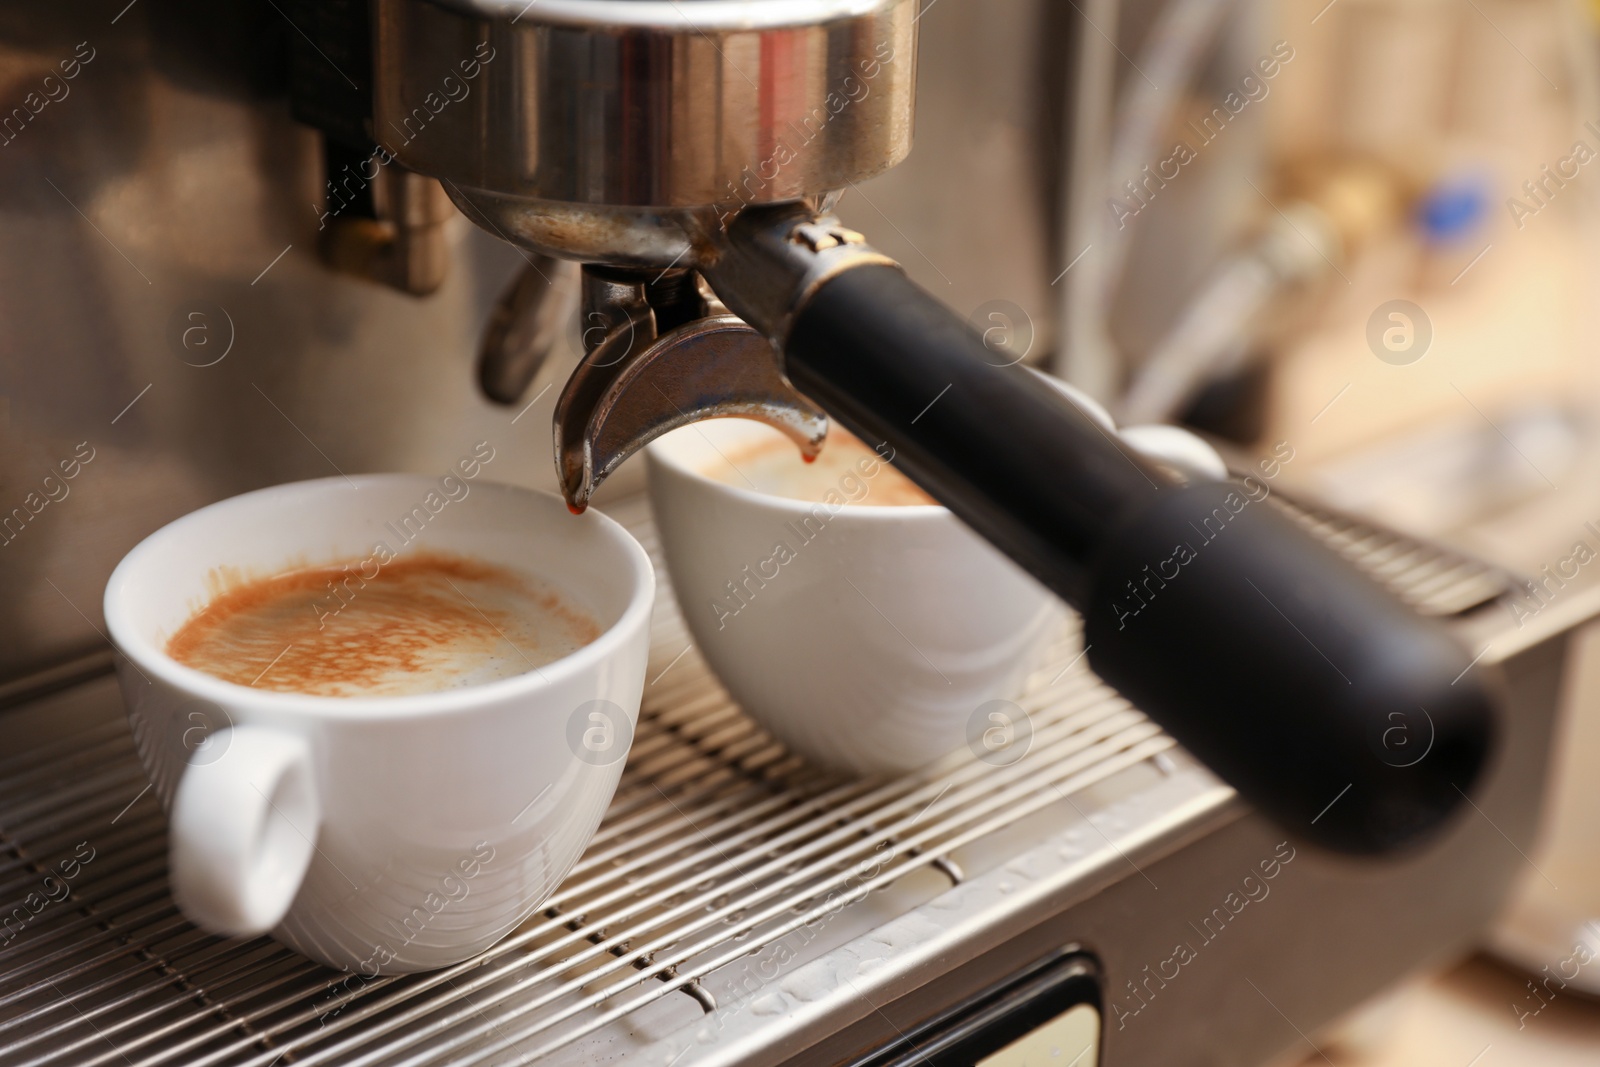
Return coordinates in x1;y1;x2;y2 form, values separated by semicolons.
0;1;1588;1064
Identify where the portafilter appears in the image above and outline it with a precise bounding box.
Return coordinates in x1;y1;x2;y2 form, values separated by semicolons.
372;0;1495;855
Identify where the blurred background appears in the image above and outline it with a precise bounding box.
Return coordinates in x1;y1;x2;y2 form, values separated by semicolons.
992;0;1600;1059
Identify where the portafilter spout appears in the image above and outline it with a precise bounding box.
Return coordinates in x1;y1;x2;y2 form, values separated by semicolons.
372;0;1496;856
552;264;829;512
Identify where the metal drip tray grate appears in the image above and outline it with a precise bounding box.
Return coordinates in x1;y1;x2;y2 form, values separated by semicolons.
0;497;1508;1066
1267;490;1512;617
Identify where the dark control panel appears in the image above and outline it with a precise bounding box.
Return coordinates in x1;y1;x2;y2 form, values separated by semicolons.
850;953;1101;1067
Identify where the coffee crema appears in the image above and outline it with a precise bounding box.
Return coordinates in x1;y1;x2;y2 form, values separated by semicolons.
709;426;936;507
167;553;600;698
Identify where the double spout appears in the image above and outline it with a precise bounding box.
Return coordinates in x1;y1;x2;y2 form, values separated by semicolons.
553;263;828;513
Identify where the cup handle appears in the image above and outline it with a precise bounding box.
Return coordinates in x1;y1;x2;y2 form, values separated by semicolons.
168;725;321;936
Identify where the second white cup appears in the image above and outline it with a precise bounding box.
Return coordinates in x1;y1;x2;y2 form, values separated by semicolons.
647;421;1058;774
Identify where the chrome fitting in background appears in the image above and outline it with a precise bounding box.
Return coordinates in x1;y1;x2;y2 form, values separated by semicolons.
319;165;457;296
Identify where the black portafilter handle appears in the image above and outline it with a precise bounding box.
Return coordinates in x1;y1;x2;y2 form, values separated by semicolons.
716;246;1495;855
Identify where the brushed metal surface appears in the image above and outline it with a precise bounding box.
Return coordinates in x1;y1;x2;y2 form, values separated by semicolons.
0;499;1573;1066
0;5;566;685
0;0;1067;687
693;596;1570;1067
373;0;917;211
0;499;1168;1065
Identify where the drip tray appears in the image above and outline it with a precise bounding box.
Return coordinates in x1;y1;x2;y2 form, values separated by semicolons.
0;495;1538;1066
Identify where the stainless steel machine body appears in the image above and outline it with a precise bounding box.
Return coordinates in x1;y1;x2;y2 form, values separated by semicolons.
0;0;1225;684
375;0;917;267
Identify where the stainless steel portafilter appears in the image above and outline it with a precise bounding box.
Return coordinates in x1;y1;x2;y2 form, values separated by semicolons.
372;0;1497;856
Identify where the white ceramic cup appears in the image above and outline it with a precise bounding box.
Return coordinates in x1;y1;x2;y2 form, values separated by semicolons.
104;475;654;973
646;421;1059;774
